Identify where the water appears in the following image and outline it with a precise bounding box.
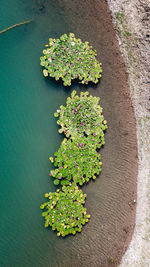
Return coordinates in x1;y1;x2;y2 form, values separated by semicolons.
0;1;138;266
0;1;75;266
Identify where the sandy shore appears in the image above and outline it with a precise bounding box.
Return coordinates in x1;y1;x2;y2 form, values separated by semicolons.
107;0;150;266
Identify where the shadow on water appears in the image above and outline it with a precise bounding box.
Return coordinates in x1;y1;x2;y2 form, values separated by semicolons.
44;75;71;92
43;74;101;93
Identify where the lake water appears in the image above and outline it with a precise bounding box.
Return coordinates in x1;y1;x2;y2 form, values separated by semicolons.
0;1;76;266
0;0;138;266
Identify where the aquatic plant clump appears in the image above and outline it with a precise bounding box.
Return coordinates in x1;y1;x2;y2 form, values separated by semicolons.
41;91;107;237
40;184;90;237
54;90;107;140
49;137;102;186
40;33;102;86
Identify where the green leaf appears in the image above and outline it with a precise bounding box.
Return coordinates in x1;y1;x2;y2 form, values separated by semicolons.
54;179;60;185
40;33;102;86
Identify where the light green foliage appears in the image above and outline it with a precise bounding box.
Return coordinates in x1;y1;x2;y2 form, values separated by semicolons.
54;90;107;139
114;11;133;62
40;184;90;237
41;91;107;237
115;11;132;39
115;11;124;25
40;32;107;237
40;33;102;86
50;136;102;186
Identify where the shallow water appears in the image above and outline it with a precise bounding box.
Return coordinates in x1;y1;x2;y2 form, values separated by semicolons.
0;0;137;266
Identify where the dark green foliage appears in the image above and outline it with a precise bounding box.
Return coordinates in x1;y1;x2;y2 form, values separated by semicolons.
40;33;102;86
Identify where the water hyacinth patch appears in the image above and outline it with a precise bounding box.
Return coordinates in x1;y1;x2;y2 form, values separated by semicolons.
40;33;102;86
54;90;107;140
49;136;102;186
40;184;90;237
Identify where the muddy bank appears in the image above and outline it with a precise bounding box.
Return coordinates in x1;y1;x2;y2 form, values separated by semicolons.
107;0;150;266
55;0;138;266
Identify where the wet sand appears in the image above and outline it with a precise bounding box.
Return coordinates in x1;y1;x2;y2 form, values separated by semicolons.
56;0;138;266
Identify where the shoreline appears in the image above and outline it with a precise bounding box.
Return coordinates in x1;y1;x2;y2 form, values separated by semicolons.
57;1;138;266
107;0;150;266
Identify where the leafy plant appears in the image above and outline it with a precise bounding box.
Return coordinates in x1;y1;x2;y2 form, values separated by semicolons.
40;184;90;237
40;43;107;236
54;90;107;140
41;91;107;236
49;136;102;186
40;33;102;86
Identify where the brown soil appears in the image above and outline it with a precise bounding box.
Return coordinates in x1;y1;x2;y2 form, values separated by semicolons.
53;0;138;266
107;0;150;266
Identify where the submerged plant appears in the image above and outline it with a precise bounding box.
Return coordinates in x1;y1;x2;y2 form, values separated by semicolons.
40;184;90;237
40;33;102;86
49;136;102;186
54;90;107;140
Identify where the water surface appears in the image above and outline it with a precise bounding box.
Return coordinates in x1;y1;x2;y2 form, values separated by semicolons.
0;1;75;266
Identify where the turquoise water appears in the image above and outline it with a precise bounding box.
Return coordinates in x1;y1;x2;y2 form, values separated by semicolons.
0;1;76;266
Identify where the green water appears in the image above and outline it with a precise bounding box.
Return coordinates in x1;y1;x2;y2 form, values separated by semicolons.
0;1;77;266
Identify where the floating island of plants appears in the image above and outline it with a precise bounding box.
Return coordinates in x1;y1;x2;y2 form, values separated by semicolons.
41;91;107;237
40;184;90;237
50;136;102;186
40;33;102;86
54;90;107;141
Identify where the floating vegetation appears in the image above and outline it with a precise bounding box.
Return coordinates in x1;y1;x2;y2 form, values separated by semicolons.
54;90;107;140
49;136;102;186
40;32;107;237
41;91;107;236
40;184;90;237
40;33;102;86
